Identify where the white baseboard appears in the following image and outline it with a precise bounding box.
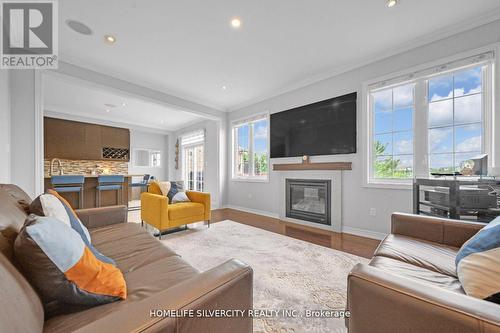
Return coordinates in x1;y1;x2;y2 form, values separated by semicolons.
341;226;387;240
223;204;388;241
222;205;280;219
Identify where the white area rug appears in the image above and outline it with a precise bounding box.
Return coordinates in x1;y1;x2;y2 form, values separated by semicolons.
162;220;368;333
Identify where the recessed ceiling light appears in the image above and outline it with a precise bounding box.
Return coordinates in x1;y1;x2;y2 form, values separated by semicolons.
104;34;116;44
66;20;93;35
221;85;227;90
231;17;241;28
121;102;126;107
105;109;110;113
386;0;398;7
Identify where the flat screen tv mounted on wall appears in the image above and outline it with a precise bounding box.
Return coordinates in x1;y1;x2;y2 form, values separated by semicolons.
270;92;357;158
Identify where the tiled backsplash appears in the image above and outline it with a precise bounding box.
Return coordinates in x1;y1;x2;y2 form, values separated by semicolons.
44;159;128;177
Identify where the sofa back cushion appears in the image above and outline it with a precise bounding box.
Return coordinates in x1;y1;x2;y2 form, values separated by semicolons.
0;251;44;333
456;217;500;303
0;184;44;333
0;184;31;261
148;181;163;195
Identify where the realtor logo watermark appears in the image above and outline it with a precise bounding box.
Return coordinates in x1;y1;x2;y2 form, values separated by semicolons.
1;0;58;69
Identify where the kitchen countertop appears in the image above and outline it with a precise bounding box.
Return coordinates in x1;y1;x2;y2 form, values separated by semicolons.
44;174;145;179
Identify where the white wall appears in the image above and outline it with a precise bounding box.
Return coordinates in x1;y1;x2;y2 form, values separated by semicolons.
129;130;169;181
173;119;222;209
10;70;43;197
0;70;10;183
226;20;500;237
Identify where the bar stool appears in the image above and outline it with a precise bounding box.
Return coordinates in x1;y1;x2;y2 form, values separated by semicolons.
96;175;124;207
129;174;150;211
51;175;85;208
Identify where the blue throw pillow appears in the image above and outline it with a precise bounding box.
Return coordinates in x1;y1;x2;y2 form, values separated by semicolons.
456;217;500;303
167;182;179;203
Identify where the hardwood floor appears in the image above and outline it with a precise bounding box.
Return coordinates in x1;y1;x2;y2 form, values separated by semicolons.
211;208;381;259
129;207;381;258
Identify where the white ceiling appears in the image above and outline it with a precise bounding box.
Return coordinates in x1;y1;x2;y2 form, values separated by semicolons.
59;0;500;111
43;74;204;131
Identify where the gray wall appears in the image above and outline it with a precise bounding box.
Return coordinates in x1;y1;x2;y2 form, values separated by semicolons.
226;20;500;237
0;70;10;183
129;130;169;181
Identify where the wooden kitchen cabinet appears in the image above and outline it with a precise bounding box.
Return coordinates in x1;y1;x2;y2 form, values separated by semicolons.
45;118;86;159
44;117;130;161
83;123;102;160
100;125;130;149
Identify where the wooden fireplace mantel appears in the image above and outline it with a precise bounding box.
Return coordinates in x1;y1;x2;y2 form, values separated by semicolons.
272;162;352;171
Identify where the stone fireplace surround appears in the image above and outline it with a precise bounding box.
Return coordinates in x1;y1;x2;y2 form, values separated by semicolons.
277;170;342;232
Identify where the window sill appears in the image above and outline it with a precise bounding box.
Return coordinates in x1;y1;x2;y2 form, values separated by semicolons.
363;181;413;190
231;177;270;183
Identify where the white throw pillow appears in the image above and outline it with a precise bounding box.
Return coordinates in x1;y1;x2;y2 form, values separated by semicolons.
39;194;71;227
157;181;171;196
456;217;500;304
172;192;191;203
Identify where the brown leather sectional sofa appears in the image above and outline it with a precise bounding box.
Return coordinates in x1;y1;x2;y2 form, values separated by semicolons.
0;184;253;333
347;212;500;333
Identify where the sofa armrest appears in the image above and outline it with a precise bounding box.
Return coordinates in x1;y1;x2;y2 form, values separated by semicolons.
75;206;127;229
391;212;484;247
347;263;500;333
186;191;211;220
141;193;169;230
73;259;253;333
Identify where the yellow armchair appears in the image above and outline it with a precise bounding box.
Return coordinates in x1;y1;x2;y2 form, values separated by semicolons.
140;182;211;238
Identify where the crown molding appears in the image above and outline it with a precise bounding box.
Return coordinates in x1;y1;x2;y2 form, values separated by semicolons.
227;11;500;112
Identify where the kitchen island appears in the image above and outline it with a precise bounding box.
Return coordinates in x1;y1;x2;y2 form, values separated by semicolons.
44;174;145;209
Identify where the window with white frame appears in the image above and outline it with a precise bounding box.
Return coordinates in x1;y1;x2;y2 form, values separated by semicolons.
181;130;205;191
371;83;415;180
232;115;269;180
150;151;161;167
428;67;484;173
367;52;493;185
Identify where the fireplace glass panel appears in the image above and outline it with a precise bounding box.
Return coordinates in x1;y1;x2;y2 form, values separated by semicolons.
291;186;326;215
286;179;331;225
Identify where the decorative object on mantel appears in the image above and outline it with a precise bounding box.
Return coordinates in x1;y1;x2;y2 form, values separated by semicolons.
174;139;180;170
273;161;352;171
302;155;310;164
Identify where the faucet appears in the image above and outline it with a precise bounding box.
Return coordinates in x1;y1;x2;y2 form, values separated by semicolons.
50;158;64;175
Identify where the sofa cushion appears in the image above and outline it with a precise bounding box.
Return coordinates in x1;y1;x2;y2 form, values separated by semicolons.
90;223;178;273
43;228;198;333
14;215;126;317
370;256;464;294
29;194;70;226
157;181;171;197
172;191;191;203
31;192;115;266
47;189;92;244
456;217;500;303
0;251;44;333
167;182;180;203
168;202;204;221
375;234;458;277
147;181;163;195
0;185;31;261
